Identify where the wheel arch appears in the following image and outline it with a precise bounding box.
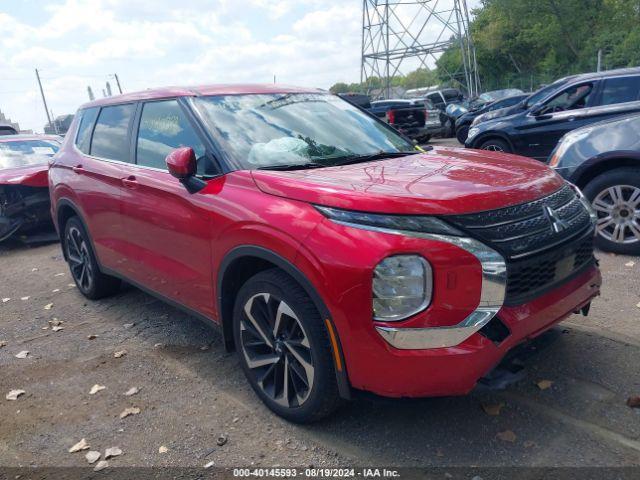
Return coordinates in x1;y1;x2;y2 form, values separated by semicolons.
470;131;514;151
217;245;351;399
56;199;90;261
572;155;640;189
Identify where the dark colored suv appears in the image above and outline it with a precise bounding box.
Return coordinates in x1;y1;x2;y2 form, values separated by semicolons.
455;93;528;143
50;84;601;422
465;68;640;160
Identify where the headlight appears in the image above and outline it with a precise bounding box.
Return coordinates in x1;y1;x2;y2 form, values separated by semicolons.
549;128;592;167
373;255;432;321
315;206;462;236
467;127;480;141
471;115;484;126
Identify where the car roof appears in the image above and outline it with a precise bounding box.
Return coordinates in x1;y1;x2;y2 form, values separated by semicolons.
0;134;62;143
562;66;640;84
80;84;325;109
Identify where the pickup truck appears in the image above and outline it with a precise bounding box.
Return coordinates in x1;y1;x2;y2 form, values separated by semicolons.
368;99;442;142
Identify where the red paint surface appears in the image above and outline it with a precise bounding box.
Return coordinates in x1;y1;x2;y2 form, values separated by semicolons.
0;165;49;187
49;86;601;398
253;146;564;215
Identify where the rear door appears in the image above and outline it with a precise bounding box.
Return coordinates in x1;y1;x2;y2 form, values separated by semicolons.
581;74;640;125
118;98;217;315
72;104;136;269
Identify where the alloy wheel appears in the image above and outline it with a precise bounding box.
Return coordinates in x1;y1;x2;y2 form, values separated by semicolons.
593;185;640;244
482;144;504;152
239;293;314;408
66;226;94;291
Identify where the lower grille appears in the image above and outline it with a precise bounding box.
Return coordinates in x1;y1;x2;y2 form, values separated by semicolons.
505;229;595;305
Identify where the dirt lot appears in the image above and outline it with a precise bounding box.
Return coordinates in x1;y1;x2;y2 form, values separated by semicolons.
1;152;640;472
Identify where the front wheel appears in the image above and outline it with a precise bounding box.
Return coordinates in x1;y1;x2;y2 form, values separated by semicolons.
583;168;640;255
64;217;121;299
456;125;469;144
232;269;341;423
479;138;511;153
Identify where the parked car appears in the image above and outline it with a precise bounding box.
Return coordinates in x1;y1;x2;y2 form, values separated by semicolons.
446;89;524;123
337;93;371;110
549;113;640;255
0;135;61;242
0;125;18;136
368;99;440;142
423;88;465;137
50;84;601;422
455;93;528;143
465;67;640;160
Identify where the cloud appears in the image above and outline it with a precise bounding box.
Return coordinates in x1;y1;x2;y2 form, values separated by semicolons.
1;0;472;132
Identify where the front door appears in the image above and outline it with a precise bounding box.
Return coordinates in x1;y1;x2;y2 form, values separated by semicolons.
516;82;596;160
118;99;216;316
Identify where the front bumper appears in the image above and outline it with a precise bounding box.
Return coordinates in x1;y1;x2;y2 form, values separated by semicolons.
349;264;601;398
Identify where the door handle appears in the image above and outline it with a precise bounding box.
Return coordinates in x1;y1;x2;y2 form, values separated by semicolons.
121;176;139;189
72;165;84;173
568;116;576;122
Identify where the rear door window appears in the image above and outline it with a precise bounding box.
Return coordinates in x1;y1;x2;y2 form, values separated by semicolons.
90;104;136;161
599;76;640;106
75;107;99;154
135;100;209;174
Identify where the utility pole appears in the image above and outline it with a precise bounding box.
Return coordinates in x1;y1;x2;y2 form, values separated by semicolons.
597;49;603;72
35;69;55;134
106;81;112;96
113;74;123;94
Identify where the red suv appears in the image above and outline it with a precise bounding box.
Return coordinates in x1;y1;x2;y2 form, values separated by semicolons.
50;85;602;422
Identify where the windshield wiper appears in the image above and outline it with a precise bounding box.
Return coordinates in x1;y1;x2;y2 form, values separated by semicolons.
256;162;327;171
255;147;430;171
327;149;426;167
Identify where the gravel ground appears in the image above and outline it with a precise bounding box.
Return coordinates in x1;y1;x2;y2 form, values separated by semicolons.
1;148;639;471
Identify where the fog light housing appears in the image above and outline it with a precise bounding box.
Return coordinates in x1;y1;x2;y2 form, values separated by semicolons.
373;255;432;321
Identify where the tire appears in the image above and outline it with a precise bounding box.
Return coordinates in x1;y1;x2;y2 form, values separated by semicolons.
63;216;121;299
232;268;341;423
479;138;511;153
582;168;640;255
456;125;469;144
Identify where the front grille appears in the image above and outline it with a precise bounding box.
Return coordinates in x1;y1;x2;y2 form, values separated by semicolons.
445;184;596;305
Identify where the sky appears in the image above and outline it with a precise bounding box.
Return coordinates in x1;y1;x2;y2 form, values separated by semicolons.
0;0;479;132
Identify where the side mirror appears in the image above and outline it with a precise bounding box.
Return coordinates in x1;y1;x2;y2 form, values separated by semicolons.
165;147;206;194
530;102;548;117
166;147;196;180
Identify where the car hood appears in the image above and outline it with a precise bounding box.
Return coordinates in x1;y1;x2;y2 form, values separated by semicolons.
0;164;49;188
251;147;564;215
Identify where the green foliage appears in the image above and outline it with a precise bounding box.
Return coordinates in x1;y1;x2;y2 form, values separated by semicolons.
330;0;640;96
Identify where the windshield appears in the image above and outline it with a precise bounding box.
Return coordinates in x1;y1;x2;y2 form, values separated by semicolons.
0;139;60;169
478;89;524;104
194;93;414;169
525;79;570;108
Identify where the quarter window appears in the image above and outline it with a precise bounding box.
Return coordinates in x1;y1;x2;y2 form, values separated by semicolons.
599;76;640;106
75;107;99;154
136;100;208;173
90;104;136;161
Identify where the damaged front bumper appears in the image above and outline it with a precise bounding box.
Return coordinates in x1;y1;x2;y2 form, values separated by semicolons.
0;185;52;242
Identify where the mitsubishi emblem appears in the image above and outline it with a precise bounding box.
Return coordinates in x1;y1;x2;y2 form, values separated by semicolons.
543;206;569;233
